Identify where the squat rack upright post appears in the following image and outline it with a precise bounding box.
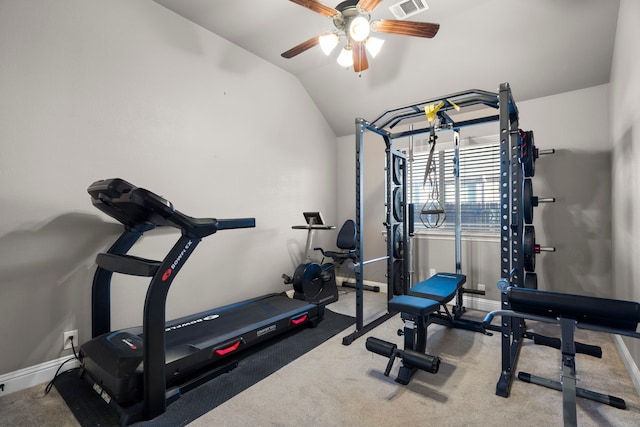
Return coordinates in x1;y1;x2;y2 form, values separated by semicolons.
495;82;528;397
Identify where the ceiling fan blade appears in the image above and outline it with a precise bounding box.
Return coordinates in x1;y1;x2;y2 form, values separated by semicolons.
357;0;383;12
371;19;440;38
281;36;320;58
352;41;369;73
288;0;339;17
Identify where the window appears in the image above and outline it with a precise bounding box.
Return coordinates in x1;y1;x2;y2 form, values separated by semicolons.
408;136;501;233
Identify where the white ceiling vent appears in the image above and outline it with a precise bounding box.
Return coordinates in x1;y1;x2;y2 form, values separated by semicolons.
389;0;430;20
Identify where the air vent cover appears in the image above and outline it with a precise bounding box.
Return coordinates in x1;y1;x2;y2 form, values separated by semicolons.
389;0;429;20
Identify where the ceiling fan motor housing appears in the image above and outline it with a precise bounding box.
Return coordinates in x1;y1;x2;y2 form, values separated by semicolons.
334;0;371;40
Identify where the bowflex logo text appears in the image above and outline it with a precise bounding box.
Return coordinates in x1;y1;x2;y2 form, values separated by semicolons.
165;314;220;332
162;240;193;282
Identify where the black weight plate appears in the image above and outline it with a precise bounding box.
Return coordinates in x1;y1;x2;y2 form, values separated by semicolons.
524;178;533;224
392;259;404;295
393;156;403;185
524;272;538;289
393;224;404;259
521;130;535;177
393;187;403;221
524;225;536;272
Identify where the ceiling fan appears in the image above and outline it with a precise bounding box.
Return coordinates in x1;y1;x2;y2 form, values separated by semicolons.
281;0;440;72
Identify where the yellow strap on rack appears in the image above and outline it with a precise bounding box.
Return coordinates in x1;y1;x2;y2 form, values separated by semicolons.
446;98;461;111
425;101;444;122
425;99;461;122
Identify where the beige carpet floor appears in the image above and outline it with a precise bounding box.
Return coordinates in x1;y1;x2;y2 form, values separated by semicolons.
1;288;639;426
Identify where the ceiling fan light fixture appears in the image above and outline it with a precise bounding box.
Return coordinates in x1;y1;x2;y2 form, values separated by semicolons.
365;37;384;58
319;33;339;55
337;45;354;68
349;16;370;42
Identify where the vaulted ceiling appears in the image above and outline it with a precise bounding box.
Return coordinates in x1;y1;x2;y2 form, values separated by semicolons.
154;0;620;136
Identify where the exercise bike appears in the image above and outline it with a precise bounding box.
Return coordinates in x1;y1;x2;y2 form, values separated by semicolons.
282;212;339;305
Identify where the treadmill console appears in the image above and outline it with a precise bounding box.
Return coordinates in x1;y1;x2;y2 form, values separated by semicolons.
88;178;174;229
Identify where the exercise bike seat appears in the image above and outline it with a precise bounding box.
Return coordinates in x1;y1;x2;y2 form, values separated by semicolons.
409;273;466;304
317;219;356;262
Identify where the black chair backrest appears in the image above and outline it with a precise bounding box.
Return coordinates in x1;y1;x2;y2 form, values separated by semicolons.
336;220;356;250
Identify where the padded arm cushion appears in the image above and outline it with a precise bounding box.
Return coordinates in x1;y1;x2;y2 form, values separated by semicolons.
507;287;640;331
409;273;466;303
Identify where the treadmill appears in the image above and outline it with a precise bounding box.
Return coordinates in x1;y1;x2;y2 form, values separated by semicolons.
79;178;338;425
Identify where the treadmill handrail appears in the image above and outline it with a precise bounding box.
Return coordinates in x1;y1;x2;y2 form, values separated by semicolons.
169;211;255;238
88;178;256;237
216;218;256;230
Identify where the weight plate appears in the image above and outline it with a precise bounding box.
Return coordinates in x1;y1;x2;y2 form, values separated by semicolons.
524;272;538;289
393;224;404;259
393;187;403;222
523;225;536;272
523;178;533;224
393;156;403;185
521;130;535;177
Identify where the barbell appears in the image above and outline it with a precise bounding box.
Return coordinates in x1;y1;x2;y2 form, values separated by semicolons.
349;255;390;273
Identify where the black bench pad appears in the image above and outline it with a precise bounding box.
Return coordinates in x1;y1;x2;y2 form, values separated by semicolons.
389;295;440;317
507;287;640;331
409;273;467;303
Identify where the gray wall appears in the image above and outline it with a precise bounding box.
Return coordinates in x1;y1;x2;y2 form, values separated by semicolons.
336;83;612;304
610;0;640;373
0;0;337;376
518;85;612;297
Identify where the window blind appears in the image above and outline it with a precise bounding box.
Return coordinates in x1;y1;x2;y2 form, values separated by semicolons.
409;140;501;233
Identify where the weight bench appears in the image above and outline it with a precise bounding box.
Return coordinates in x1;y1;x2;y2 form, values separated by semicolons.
484;287;640;427
366;273;476;384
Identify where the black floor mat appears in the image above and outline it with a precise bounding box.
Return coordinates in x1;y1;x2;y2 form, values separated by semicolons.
55;309;354;426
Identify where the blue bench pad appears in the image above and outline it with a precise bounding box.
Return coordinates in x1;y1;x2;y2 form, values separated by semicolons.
389;295;440;317
409;273;466;303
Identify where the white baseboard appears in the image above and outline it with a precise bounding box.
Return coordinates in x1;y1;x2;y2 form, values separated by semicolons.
461;295;502;312
613;334;640;397
0;356;80;396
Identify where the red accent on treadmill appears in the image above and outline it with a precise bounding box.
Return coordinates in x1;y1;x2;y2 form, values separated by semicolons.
214;340;241;356
162;268;172;281
290;314;308;325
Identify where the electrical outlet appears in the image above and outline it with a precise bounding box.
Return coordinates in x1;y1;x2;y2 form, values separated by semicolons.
478;283;486;292
63;330;78;350
429;268;436;277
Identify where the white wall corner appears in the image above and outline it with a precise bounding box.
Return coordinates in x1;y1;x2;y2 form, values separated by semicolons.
613;334;640;397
